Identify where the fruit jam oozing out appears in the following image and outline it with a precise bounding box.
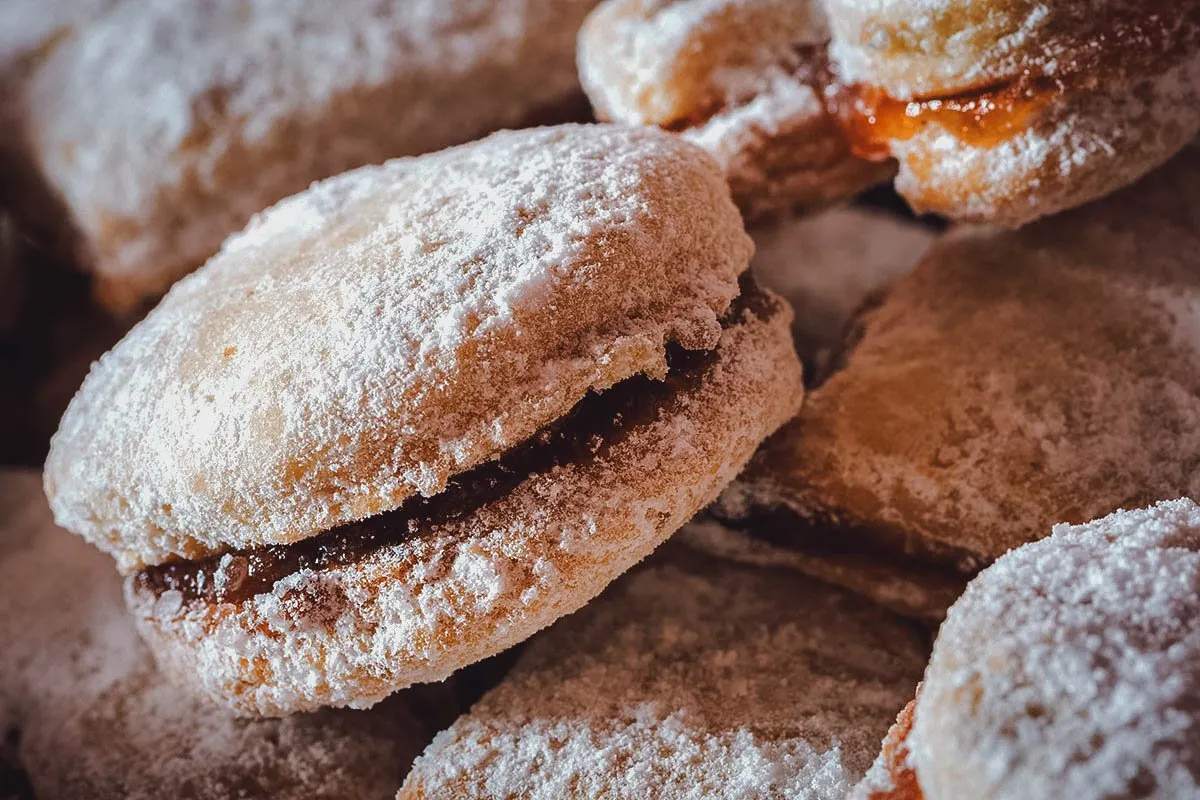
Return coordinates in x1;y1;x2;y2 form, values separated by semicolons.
133;277;775;607
828;75;1064;160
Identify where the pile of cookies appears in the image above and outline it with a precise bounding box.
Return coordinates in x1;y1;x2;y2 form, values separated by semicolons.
2;1;1198;798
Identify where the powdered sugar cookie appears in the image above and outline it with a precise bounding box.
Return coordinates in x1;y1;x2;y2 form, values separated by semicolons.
399;544;927;799
711;148;1200;620
46;124;804;715
0;470;437;800
16;0;601;313
825;0;1200;225
855;500;1200;799
577;0;895;221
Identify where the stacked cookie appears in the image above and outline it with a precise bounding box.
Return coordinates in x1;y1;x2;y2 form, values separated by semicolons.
2;1;1200;797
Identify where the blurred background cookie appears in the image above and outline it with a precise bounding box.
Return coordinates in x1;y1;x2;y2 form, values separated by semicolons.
856;500;1200;799
579;0;1200;227
10;0;602;313
399;542;928;799
709;148;1200;620
826;0;1200;226
577;0;896;222
46;125;803;715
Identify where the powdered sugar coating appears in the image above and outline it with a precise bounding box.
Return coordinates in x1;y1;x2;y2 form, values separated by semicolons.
399;546;927;799
723;148;1200;610
45;124;753;571
578;0;890;219
125;289;804;715
23;0;600;310
0;470;435;799
911;500;1200;799
825;0;1196;97
0;0;116;71
578;0;828;127
888;56;1200;226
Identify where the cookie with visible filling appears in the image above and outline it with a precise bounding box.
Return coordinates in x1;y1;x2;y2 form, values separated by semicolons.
45;124;804;715
825;0;1200;225
577;0;896;221
0;470;437;800
399;542;927;799
854;500;1200;799
15;0;601;313
710;148;1200;620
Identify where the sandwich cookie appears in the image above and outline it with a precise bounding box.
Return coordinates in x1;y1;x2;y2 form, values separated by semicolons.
709;147;1200;620
17;0;602;313
45;124;805;715
399;542;927;799
0;470;437;800
854;500;1200;799
577;0;896;222
825;0;1200;225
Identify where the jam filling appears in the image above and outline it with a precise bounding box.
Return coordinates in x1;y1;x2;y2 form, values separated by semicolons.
827;8;1198;158
133;277;775;607
709;499;982;589
827;75;1064;160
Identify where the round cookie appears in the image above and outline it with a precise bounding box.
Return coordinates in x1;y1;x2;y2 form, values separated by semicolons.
0;470;438;800
46;124;805;715
399;542;928;799
856;500;1200;799
577;0;895;221
825;0;1200;225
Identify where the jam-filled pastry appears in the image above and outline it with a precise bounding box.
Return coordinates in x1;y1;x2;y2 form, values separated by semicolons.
0;470;437;800
854;500;1200;800
398;543;927;799
707;148;1200;620
577;0;896;222
44;125;804;716
15;0;601;314
743;206;933;378
825;0;1200;226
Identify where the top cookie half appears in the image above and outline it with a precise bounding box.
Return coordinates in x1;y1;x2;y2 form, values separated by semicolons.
44;124;754;571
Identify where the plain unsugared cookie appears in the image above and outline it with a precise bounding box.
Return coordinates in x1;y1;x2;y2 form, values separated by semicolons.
712;147;1200;620
854;500;1200;799
15;0;601;312
45;124;804;716
577;0;896;221
399;542;927;799
0;470;438;800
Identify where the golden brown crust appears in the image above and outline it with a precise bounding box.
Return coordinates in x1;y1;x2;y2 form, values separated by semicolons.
719;148;1200;612
851;698;925;800
578;0;892;220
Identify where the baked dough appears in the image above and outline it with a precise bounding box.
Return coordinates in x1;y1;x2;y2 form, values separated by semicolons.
0;470;438;800
17;0;601;312
577;0;895;221
399;543;927;799
825;0;1200;225
47;125;803;715
713;147;1200;620
855;500;1200;799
